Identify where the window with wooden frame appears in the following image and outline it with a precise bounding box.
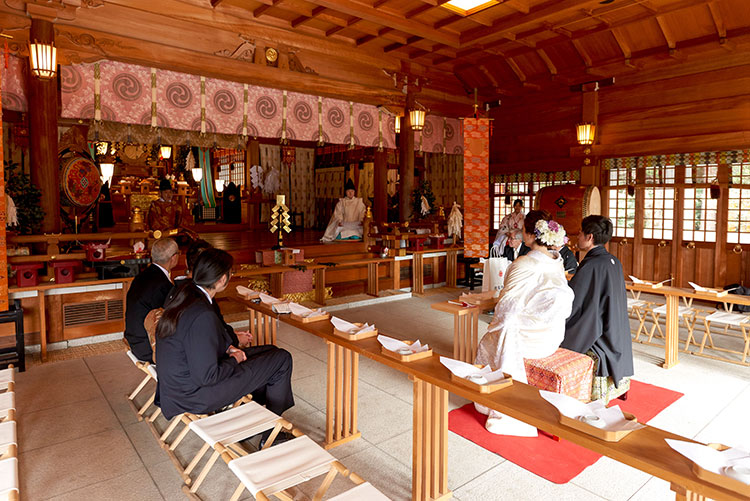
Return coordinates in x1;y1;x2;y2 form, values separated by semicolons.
491;182;532;231
683;164;719;242
213;148;246;188
643;164;675;241
490;177;575;230
605;163;636;238
728;162;750;244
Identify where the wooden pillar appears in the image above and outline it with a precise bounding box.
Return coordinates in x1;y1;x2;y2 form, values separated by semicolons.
374;149;388;223
399;93;415;221
28;18;60;233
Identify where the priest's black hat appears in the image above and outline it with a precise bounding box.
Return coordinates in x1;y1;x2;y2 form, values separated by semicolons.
345;178;356;192
159;178;173;192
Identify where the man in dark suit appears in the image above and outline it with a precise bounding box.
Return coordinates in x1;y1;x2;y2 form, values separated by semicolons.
501;229;523;262
125;238;179;363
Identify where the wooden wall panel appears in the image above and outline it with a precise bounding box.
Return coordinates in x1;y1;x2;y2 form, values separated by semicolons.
491;62;750;288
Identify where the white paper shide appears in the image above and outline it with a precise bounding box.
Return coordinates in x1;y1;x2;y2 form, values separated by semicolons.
331;317;375;336
377;335;429;355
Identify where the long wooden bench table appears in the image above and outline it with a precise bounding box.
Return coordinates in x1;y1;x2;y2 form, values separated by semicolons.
626;283;750;369
408;247;462;294
232;294;744;501
315;257;394;297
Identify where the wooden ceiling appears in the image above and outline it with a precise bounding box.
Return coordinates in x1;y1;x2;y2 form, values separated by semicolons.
1;0;749;116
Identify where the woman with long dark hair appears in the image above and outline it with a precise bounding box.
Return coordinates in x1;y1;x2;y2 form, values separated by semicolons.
475;210;574;436
156;248;294;420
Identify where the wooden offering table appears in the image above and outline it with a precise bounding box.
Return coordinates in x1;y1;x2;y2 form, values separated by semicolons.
315;256;394;297
9;277;133;362
409;248;462;295
430;301;479;363
233;292;742;501
234;264;327;305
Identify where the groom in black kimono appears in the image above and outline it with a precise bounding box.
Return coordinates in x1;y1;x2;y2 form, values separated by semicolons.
562;215;633;389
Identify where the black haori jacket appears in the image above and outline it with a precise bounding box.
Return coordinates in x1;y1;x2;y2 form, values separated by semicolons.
561;245;634;386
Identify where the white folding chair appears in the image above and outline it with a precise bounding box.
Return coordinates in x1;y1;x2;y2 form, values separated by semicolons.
182;401;292;495
0;394;15;424
328;479;391;500
627;298;651;343
125;351;158;421
223;434;349;501
0;422;16;462
697;311;750;365
0;368;15;394
0;457;18;501
646;304;699;347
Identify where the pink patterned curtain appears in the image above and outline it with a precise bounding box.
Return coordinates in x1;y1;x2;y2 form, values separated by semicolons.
54;59;428;149
1;55;27;112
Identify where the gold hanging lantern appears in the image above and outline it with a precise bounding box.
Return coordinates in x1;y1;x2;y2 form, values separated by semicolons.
29;40;57;80
410;109;426;131
394;116;401;134
576;123;596;146
160;145;172;159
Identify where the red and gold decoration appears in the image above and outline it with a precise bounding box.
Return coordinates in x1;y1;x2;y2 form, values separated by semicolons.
462;118;490;258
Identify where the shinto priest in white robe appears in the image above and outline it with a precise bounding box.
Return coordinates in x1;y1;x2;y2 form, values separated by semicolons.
321;196;367;242
474;249;574;436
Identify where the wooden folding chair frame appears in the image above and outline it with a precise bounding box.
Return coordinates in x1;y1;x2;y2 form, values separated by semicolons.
696;315;750;366
217;428;351;501
181;414;293;497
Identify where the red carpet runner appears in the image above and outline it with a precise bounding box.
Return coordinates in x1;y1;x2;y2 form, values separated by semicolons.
448;380;683;484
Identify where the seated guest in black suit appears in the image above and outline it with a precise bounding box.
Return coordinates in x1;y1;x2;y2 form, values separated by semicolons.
156;248;294;423
125;238;178;363
501;229;523;262
171;240;252;348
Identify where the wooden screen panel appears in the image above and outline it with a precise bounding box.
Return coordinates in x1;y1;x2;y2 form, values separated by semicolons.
607;188;635;238
683;188;718;243
643;187;675;240
727;187;750;244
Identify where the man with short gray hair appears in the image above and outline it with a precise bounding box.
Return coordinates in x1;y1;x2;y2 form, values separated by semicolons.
125;238;179;363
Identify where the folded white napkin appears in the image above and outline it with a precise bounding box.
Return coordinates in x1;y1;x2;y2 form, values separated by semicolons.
260;293;281;305
236;285;260;299
377;335;429;354
288;303;325;318
666;439;750;485
688;281;708;292
331;316;375;335
539;391;644;432
439;356;507;384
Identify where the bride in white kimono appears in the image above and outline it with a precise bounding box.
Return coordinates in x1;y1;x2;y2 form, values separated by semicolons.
321;179;367;242
475;210;574;436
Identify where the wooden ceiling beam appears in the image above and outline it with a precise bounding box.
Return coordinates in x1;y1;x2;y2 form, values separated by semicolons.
253;0;282;18
356;34;376;45
291;6;326;28
505;58;527;82
708;1;727;41
610;28;635;67
210;0;223;7
303;0;460;47
655;15;678;57
504;0;530;14
409;48;430;59
384;35;424;53
406;4;434;19
571;38;593;68
460;0;598;46
536;48;558;76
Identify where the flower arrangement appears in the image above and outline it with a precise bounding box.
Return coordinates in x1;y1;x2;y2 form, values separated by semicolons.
534;219;568;247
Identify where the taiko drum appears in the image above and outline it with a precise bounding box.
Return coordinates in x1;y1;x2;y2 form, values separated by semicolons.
534;185;601;236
